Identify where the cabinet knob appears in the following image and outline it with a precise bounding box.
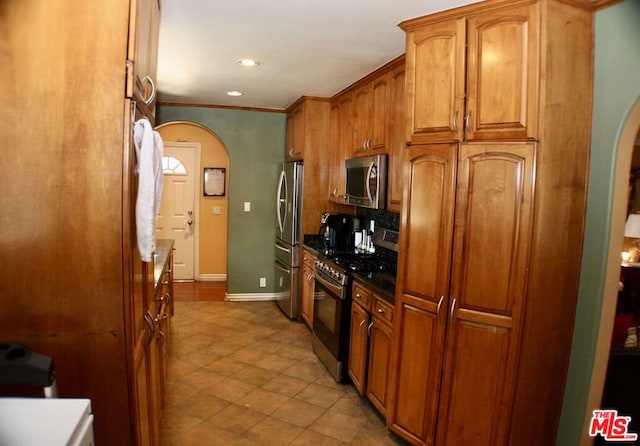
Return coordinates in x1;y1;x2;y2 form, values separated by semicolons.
377;307;385;314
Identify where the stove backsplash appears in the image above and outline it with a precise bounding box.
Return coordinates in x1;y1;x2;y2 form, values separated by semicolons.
356;208;400;232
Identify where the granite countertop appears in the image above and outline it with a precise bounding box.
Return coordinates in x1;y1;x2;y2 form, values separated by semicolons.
352;271;396;303
154;239;174;289
302;234;324;256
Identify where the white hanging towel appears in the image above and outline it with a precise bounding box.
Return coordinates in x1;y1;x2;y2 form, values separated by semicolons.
133;118;164;262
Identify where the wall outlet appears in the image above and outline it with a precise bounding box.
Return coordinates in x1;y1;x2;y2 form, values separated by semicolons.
244;202;251;212
259;277;266;287
212;205;221;215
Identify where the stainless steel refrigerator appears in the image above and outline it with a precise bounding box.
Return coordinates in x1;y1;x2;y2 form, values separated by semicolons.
274;161;303;319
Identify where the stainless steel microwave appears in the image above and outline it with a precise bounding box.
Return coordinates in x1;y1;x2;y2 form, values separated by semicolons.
345;154;387;209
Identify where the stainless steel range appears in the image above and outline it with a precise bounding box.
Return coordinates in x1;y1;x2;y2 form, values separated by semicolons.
311;228;398;382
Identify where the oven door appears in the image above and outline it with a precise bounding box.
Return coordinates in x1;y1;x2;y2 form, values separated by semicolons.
312;271;350;381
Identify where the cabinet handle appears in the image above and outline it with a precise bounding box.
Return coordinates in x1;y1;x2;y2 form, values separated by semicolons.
307;274;314;283
157;330;166;346
143;311;155;348
436;296;444;323
359;319;367;330
142;75;156;106
288;148;294;157
464;111;471;133
367;321;374;337
166;292;174;317
449;298;457;323
452;111;459;132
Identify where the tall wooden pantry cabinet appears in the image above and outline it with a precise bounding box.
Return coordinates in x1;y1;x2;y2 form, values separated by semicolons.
0;1;165;445
388;1;595;445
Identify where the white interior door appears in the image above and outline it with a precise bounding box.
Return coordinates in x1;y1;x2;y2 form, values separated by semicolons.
157;144;197;280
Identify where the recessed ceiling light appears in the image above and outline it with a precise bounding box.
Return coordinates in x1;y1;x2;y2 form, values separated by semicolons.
227;91;243;96
237;59;260;67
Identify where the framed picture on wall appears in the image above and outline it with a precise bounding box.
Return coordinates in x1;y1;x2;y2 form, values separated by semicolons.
203;167;226;196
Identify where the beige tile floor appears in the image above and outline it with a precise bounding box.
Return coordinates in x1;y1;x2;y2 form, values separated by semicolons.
161;300;407;445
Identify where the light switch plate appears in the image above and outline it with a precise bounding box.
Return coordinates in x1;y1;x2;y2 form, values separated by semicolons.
212;206;221;215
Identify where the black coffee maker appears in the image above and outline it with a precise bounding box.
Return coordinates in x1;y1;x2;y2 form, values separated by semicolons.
319;213;354;255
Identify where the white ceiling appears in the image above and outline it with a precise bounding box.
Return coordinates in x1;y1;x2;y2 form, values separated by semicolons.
156;0;480;110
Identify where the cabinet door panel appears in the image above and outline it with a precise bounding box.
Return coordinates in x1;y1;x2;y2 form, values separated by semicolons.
366;319;392;416
370;74;389;151
466;4;539;140
436;320;512;446
438;142;534;445
388;298;443;443
348;302;370;395
453;146;534;315
406;19;465;143
402;145;457;299
387;65;406;212
353;84;371;153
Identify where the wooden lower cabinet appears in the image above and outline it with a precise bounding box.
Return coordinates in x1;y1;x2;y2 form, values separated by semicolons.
349;300;370;395
349;280;394;416
366;297;394;416
133;242;173;446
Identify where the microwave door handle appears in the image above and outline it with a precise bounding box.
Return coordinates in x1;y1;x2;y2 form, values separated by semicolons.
366;161;375;203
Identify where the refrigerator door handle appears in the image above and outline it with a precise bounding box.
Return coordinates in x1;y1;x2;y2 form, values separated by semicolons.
275;242;291;253
276;169;287;233
275;262;291;275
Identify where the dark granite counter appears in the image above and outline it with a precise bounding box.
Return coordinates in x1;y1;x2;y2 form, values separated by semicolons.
154;239;174;291
302;234;324;256
352;271;396;303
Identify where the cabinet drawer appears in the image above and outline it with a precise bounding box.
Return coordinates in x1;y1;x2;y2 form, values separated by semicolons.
352;282;372;311
302;249;316;268
373;296;394;325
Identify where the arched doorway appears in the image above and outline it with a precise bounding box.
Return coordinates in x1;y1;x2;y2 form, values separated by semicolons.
156;121;230;283
585;99;640;441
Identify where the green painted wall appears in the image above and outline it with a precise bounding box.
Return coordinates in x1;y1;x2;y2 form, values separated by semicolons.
558;1;640;444
156;106;285;294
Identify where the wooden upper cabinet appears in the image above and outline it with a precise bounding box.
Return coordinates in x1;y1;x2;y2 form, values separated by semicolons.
465;4;539;141
404;2;538;144
387;64;406;213
285;102;306;161
405;18;466;144
353;73;389;156
328;94;353;203
126;0;161;116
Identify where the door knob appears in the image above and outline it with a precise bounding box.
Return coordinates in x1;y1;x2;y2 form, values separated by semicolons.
187;211;193;226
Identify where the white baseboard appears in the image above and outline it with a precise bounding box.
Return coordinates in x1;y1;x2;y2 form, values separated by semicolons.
198;274;227;282
224;293;277;302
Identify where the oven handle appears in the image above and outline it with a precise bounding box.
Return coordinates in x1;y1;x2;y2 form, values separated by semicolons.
314;269;346;299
